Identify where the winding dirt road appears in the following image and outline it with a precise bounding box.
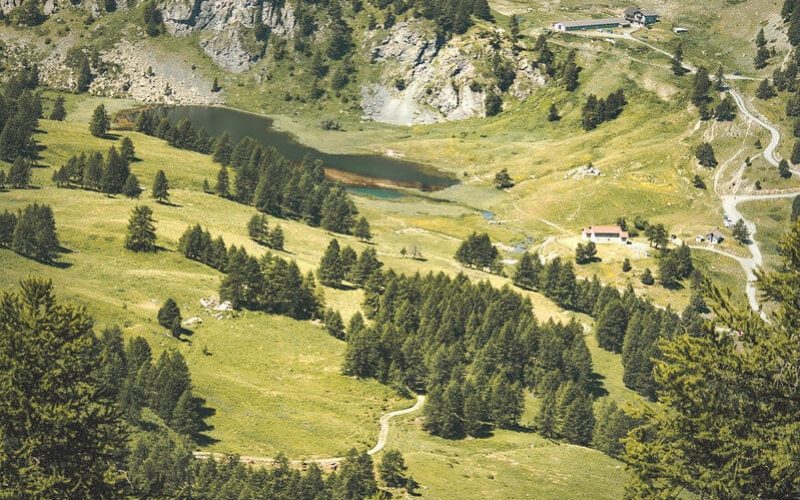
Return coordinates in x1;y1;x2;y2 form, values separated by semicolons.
194;395;426;468
572;27;800;314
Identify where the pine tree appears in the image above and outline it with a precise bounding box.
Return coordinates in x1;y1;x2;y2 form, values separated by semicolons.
11;203;60;263
149;351;190;422
626;221;800;497
120;136;136;163
656;253;679;291
354;216;372;242
0;279;126;497
101;146;129;195
792;142;800;165
695;142;718;168
509;14;520;41
215;165;230;198
547;103;560;121
170;389;202;436
713;66;726;91
733;219;750;243
269;225;285;251
691;67;711;106
123;174;141;198
247;214;268;244
49;95;66;120
143;0;164;36
779;159;793;178
318;239;344;288
324;309;345;340
790;5;800;46
76;58;93;92
0;210;16;248
514;252;542;290
89;104;110;137
494;168;514;189
535;391;557;438
212;132;233;164
124;205;157;252
671;42;686;75
151;170;170;203
622;258;632;272
756;79;776;100
783;0;795;21
715;96;736;121
157;298;182;331
557;387;595;445
472;0;491;20
211;77;221;92
641;267;655;285
756;27;767;48
378;450;407;488
595;300;628;353
84;152;104;190
755;46;770;69
8;157;32;188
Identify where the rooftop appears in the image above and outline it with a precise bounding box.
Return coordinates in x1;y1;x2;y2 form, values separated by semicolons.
584;225;630;236
556;18;628;28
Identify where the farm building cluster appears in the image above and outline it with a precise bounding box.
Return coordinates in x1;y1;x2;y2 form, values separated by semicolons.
552;7;660;32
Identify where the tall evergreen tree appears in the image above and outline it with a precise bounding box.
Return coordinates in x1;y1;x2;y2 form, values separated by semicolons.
8;157;31;189
318;239;344;288
0;279;126;497
89;104;110;137
123;173;142;198
157;298;182;336
151;170;170;203
625;220;800;498
49;95;66;121
124;205;157;252
513;252;542;290
354;216;372;242
101;146;129;195
215;165;230;198
212;132;233;164
671;42;686;75
11;203;60;263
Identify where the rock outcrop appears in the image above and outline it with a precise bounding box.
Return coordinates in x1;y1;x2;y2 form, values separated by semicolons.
159;0;294;72
361;21;545;126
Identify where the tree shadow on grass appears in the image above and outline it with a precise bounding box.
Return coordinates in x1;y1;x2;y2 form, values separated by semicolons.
156;200;183;208
193;397;219;446
588;372;609;398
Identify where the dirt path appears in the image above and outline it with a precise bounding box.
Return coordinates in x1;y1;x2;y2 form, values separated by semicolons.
193;395;426;468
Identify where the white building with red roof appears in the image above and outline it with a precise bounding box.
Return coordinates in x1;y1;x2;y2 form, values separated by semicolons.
581;225;630;244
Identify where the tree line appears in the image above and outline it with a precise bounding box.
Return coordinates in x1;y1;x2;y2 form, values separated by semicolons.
52;139;138;196
318;238;384;289
177;225;320;320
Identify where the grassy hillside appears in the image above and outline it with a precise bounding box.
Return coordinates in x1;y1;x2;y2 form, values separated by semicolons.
0;95;640;495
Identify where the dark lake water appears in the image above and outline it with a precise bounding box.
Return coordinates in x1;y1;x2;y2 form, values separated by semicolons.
162;106;456;190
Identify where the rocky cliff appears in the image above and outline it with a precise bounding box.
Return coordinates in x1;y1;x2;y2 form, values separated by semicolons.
361;21;545;126
159;0;294;72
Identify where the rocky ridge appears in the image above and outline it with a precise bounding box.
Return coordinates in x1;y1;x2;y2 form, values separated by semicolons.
159;0;295;72
361;21;545;126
